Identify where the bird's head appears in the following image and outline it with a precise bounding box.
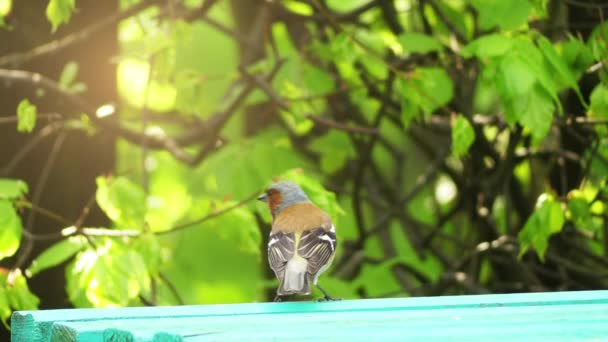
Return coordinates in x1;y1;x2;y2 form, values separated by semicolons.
258;181;311;217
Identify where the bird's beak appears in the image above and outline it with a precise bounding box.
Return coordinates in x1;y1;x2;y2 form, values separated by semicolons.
257;194;267;202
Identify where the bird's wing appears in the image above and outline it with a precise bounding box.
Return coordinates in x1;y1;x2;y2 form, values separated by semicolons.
267;231;296;278
298;226;337;277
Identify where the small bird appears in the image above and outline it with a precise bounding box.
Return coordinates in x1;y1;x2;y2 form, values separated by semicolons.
258;181;337;302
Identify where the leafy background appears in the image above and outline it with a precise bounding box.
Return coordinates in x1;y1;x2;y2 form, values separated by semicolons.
1;0;608;337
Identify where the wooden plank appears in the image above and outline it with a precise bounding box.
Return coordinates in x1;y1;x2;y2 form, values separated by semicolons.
12;290;608;341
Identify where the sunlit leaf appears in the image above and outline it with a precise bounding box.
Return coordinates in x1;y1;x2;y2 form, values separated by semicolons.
518;194;565;261
146;162;192;232
6;270;40;311
46;0;76;32
452;115;476;158
0;178;28;199
0;0;11;29
283;0;313;15
133;233;162;275
0;200;22;260
96;176;146;229
26;236;88;277
17;99;37;133
66;239;149;307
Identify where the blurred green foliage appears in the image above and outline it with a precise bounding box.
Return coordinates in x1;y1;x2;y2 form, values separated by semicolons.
1;0;608;325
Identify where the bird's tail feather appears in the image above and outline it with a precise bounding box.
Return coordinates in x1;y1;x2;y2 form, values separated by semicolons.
278;255;310;295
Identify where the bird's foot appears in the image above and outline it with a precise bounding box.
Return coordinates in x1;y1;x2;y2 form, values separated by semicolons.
273;295;283;302
316;296;342;302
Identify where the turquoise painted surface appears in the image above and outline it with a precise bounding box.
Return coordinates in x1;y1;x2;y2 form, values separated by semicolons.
11;290;608;341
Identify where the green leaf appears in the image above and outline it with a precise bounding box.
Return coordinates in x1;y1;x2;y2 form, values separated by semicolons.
26;236;88;277
6;271;39;311
518;85;555;143
514;38;559;104
302;63;335;95
59;61;78;88
0;200;22;261
59;61;80;91
530;0;548;18
451;115;476;157
470;0;531;31
398;32;443;54
496;52;536;103
590;83;608;118
0;284;10;329
518;194;565;261
309;131;356;174
567;190;597;231
0;178;28;199
45;0;75;32
560;36;595;79
495;51;556;139
401;67;454;126
588;23;608;62
16;99;37;133
493;54;531;124
279;82;316;135
461;34;514;59
133;233;162;275
96;176;146;229
537;36;584;104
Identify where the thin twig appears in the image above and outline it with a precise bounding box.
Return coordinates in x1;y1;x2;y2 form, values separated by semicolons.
12;132;67;274
305;115;379;135
1;122;63;176
156;191;260;235
15;200;72;227
0;0;166;67
159;272;185;305
0;113;62;124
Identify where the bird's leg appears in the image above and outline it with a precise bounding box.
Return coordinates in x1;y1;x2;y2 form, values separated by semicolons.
273;294;283;302
315;284;341;301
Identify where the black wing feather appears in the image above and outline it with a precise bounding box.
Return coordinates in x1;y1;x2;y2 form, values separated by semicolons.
298;227;337;277
267;231;295;279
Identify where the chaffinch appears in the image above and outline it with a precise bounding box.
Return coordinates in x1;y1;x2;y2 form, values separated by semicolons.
258;181;337;302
